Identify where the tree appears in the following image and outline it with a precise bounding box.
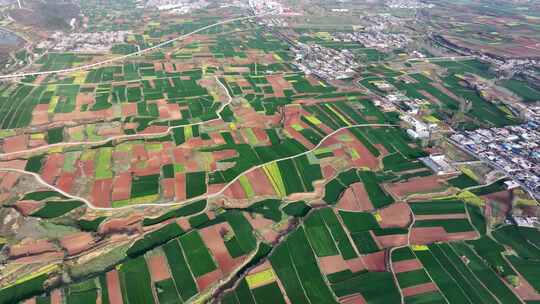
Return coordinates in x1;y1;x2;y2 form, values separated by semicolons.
505;275;520;288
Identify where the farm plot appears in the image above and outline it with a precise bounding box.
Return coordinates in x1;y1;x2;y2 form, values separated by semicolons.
269;227;339;304
118;257;156;304
330;270;401;303
391;247;445;303
30;200;85;219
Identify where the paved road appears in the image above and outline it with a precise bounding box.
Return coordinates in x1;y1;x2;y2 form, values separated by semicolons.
0;76;233;160
0;123;398;211
408;55;476;62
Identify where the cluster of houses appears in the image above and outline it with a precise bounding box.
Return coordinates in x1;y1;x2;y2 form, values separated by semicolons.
333;31;411;51
248;0;284;15
386;0;435;9
292;43;358;80
146;0;209;13
38;31;131;52
450;122;540;199
402;114;437;139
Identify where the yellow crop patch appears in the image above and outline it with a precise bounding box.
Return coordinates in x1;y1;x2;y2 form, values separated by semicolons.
412;245;429;251
112;194;160;208
292;124;303;131
184;126;193;140
325;104;350;126
263;162;286;197
349;148;360;160
374;212;382;222
48;96;59;113
459;166;479;181
246;269;276;289
145;143;163;152
48;146;63;154
30;133;45;140
422;115;440;123
304;115;322;125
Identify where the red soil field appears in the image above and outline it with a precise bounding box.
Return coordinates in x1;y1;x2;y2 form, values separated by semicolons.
106;269;124;304
98;214;143;235
349;141;380;170
3;134;27;153
40;154;64;184
148;254;172;282
375;234;408;249
402;282;439;297
31;104;49;125
199;222;242;274
174;174;186;201
59;232;95;256
11;251;64;264
340;293;367;304
345;256;367;273
56;171;76;193
139;125;168;135
14;200;43;216
223;180;247;199
176;217;191;231
81;160;94;176
318;255;349;275
322;165;337;179
91;178;113;208
361;251;386;272
392;259;423;273
247;260;271;275
378;202;411;228
111;172;131;201
8;239;56;258
253;128;269;143
512;273;540;301
0;170;21;190
50;289;62;304
161;178;175;199
196;269;222;292
337;183;373;211
410;227;478;244
247;215;280;244
28;138;47;149
414;214;468;220
386;175;446;198
122;103;137;117
207;183;224;195
246;169;275;196
98;126;123;137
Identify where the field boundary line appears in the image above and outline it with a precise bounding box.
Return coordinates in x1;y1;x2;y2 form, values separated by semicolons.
0;124;397;211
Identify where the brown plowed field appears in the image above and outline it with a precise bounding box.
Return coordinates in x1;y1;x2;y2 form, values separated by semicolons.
392;259;423;273
337;183;373;212
148;254;171;282
410;227;478;244
340;293;367;304
318;254;349;274
59;232;95;256
402;282;439;297
361;251;386;272
379;202;411;228
106;269;124;304
386;176;445;198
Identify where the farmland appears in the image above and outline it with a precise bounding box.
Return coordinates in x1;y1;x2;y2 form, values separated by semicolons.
0;1;539;304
